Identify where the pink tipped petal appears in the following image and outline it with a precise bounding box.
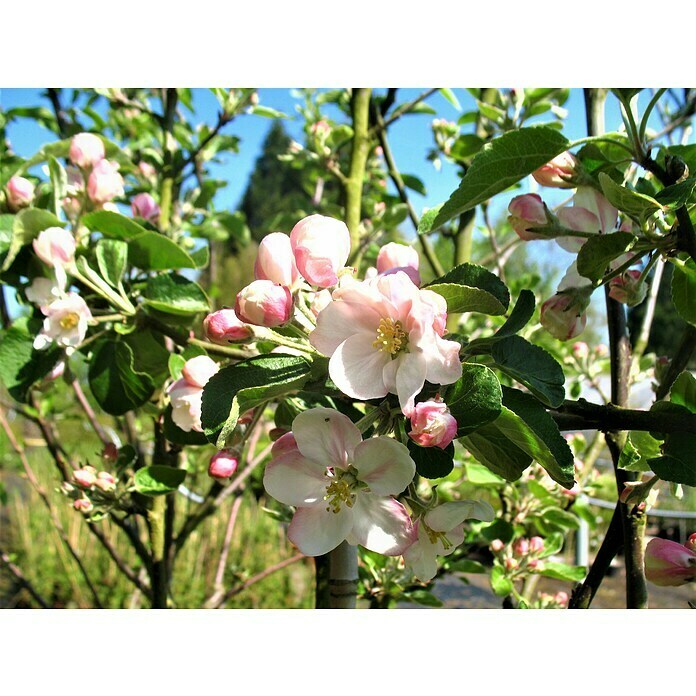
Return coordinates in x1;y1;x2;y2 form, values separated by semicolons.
352;437;415;495
262;450;328;507
347;494;415;556
558;206;600;234
403;533;439;582
288;505;354;556
329;335;391;401
292;407;362;469
423;334;462;387
574;187;618;233
182;355;219;388
309;301;381;356
424;500;495;533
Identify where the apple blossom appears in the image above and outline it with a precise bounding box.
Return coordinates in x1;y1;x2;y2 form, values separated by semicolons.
168;356;219;432
5;176;35;211
309;289;332;318
532;151;578;188
507;194;548;240
529;536;545;554
33;227;76;270
644;537;696;586
73;467;97;488
203;308;253;343
309;271;462;416
69;133;105;169
513;538;530;556
263;407;416;556
94;471;117;493
376;242;420;279
572;341;589;359
609;270;646;306
408;399;457;449
235;280;293;327
490;539;505;552
102;443;119;463
254;232;301;289
87;159;124;204
26;277;63;313
290;214;351;288
540;293;588;341
33;293;92;351
138;161;156;179
208;450;239;481
73;498;94;513
403;500;494;581
131;192;160;222
556;187;618;252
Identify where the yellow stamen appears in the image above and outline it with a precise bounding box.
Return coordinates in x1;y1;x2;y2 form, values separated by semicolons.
372;318;407;355
59;312;80;330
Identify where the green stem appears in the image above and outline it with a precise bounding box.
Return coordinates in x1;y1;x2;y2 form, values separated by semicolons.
148;495;167;608
345;88;372;256
159;88;178;233
328;541;359;609
639;89;667;142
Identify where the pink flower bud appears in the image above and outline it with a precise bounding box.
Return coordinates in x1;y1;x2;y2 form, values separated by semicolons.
62;196;82;221
235;280;293;327
513;538;530;556
73;497;94;513
572;341;589;359
203;309;253;344
507;194;548;240
131;193;160;223
609;270;646;306
527;558;539;569
376;242;420;276
290;214;351;288
490;539;505;552
255;232;301;289
408;399;458;449
87;160;124;204
69;133;105;169
33;227;76;268
73;467;97;488
644;537;696;586
238;409;255;426
208;450;239;481
540;293;588;341
532;152;578;188
505;557;519;571
5;176;35;212
554;591;569;607
182;355;219;388
94;471;117;492
529;536;545;553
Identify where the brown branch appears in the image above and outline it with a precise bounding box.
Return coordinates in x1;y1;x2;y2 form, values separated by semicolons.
0;548;50;608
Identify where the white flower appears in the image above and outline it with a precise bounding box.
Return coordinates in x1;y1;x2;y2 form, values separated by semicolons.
263;407;416;556
33;293;92;351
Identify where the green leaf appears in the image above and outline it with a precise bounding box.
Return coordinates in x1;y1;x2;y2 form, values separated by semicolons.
0;318;63;402
491;335;566;408
446;559;486;574
96;239;128;288
598;172;661;222
201;355;311;447
424;127;569;232
1;208;65;272
480;519;514;544
654;177;696;211
128;232;198;270
538;507;580;532
439;88;461;111
403;590;443;607
407;440;454;479
461;409;532;482
444;363;502;436
250;105;288;119
82;210;149;240
88;340;155;416
417;205;444;235
401;174;426;196
670;371;696;412
428;263;509;315
671;258;696;326
490;565;514;597
450;134;485;161
143;273;210;316
501;387;575;487
492;290;536;339
464;461;505;485
538;562;586;582
576;231;637;283
649;448;696;487
134;465;186;496
47;156;68;213
619;431;661;472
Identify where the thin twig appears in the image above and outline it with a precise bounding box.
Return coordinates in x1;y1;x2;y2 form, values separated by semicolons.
632;257;665;362
0;548;50;608
71;379;111;446
205;496;244;608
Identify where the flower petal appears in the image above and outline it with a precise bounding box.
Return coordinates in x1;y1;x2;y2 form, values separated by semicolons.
329;334;390;401
288;505;353;556
394;350;427;416
424;500;495;533
263;450;328;507
347;494;415;555
402;526;439;582
292;407;362;469
310;300;381;356
352;437;415;495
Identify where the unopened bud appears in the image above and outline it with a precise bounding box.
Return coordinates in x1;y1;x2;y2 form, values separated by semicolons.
73;466;97;488
94;471;117;493
408;399;457;449
540;292;588;341
208;450;239;481
532;152;578;189
665;155;689;184
102;443;119;463
609;270;646;306
513;538;530;556
73;497;94;513
5;176;35;212
504;557;519;571
507;194;548;240
235;280;293;328
529;536;545;554
203;309;253;344
490;539;505;553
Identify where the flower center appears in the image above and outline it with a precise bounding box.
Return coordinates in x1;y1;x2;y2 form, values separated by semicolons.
423;522;452;550
372;318;407;355
324;467;360;514
59;312;80;330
